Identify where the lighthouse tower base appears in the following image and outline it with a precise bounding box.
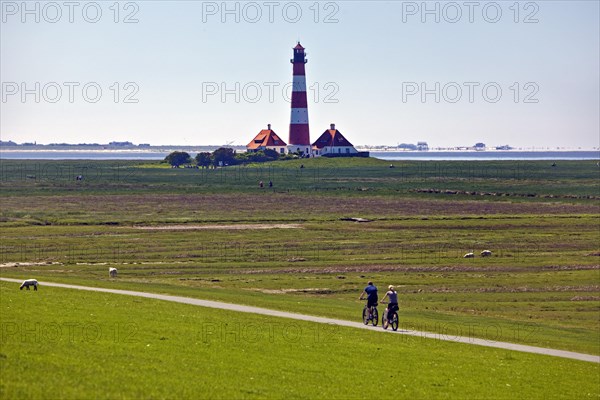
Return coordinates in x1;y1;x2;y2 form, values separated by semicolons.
287;145;312;157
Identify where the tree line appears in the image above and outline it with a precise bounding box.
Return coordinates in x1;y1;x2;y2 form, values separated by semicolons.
164;148;300;168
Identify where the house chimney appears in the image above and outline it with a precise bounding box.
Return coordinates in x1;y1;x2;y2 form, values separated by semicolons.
268;124;271;130
330;123;335;130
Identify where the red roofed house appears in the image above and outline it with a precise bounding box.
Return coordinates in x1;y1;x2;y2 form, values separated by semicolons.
311;124;358;157
246;124;288;154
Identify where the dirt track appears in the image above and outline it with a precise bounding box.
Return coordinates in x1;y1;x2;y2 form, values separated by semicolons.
131;224;302;230
1;277;598;364
3;193;597;218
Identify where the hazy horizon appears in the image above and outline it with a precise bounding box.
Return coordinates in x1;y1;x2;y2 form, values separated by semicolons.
2;1;599;148
1;140;598;151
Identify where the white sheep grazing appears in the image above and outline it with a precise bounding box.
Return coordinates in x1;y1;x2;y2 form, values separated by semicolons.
481;250;492;257
109;268;118;278
463;252;475;258
20;279;38;291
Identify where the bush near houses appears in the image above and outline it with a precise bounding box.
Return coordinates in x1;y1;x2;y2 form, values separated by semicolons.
165;148;301;167
195;152;212;168
164;151;192;167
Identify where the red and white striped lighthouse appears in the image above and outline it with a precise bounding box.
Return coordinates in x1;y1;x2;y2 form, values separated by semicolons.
288;42;311;155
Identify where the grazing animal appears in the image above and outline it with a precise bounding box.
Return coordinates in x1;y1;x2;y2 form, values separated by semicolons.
463;252;475;258
481;250;492;257
20;279;38;291
109;268;118;278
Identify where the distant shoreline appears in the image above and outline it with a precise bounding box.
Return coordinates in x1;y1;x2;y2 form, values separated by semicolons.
0;146;229;153
1;147;598;153
1;149;598;161
357;148;599;152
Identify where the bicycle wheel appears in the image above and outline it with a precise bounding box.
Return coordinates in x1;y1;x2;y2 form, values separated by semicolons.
362;307;369;325
382;312;388;330
391;312;399;331
372;308;379;326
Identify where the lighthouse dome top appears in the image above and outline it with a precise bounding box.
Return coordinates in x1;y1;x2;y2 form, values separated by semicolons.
294;42;305;50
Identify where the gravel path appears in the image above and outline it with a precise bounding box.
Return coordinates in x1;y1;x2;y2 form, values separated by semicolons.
2;277;598;363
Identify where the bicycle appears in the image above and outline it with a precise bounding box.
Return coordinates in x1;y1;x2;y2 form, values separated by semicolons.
380;302;399;331
361;302;379;326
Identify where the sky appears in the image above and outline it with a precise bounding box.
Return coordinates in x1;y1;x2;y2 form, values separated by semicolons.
1;0;599;148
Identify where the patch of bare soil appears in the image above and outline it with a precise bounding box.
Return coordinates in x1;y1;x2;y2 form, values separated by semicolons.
570;296;600;301
239;264;600;275
3;193;598;218
411;188;600;200
131;223;302;231
0;261;61;268
424;285;600;294
249;287;333;294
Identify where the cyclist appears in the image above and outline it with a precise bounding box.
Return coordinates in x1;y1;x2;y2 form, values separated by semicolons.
359;281;378;320
380;285;399;323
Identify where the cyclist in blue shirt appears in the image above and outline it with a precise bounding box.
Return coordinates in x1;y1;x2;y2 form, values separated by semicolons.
359;281;378;319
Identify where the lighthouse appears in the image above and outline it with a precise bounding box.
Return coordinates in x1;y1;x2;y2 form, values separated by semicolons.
288;42;311;156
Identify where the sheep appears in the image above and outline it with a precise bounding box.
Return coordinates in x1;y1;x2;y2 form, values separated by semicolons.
109;267;118;278
20;279;38;291
463;252;475;258
481;250;492;257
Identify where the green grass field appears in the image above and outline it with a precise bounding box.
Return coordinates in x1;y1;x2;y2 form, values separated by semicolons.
1;158;599;398
1;282;598;399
